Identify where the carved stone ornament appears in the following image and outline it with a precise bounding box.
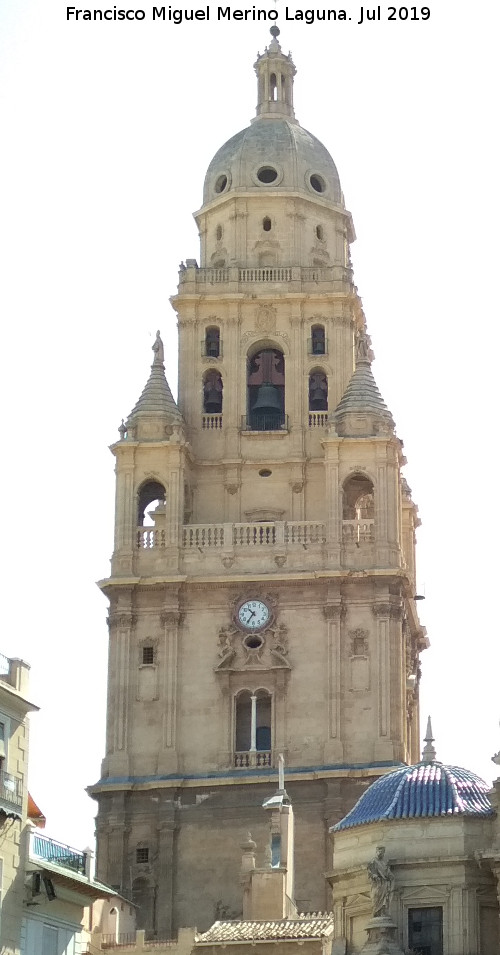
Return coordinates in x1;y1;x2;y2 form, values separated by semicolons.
215;622;290;672
160;611;183;627
108;612;138;630
372;602;403;619
256;304;277;333
291;481;304;493
349;628;369;656
221;556;235;569
323;603;345;620
274;555;286;567
225;484;239;495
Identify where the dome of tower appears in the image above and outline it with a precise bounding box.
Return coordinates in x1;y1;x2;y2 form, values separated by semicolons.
203;120;343;206
332;762;494;832
202;30;343;208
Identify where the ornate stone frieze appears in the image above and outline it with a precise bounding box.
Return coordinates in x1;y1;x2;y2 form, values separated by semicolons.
225;483;239;495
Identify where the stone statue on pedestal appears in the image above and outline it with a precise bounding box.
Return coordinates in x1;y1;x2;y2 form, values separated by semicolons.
367;846;394;918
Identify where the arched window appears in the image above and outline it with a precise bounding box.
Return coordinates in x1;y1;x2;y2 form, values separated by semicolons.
342;473;375;543
310;324;326;355
204;326;220;358
263;216;272;232
203;369;223;414
137;481;166;527
235;690;272;754
309;370;328;411
270;73;277;101
247;348;285;431
215;224;223;241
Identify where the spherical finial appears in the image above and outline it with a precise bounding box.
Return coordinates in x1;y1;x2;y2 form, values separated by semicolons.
270;25;280;39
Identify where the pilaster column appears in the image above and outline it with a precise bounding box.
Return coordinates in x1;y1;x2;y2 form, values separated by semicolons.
157;823;176;938
323;603;345;762
114;460;136;553
250;694;257;752
157;610;182;773
107;610;136;775
323;441;341;566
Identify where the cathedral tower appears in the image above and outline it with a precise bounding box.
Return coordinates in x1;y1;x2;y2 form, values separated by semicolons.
89;29;427;938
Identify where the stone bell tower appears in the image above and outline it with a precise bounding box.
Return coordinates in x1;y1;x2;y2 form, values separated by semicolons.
89;28;427;939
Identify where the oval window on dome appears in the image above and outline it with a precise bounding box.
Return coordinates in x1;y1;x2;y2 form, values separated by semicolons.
257;166;278;184
214;173;229;194
309;173;326;194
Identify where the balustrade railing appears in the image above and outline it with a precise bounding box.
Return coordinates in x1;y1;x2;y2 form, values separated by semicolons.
285;522;326;544
183;524;225;548
179;265;352;289
31;831;87;873
233;523;276;546
0;770;23;809
308;411;329;428
139;521;328;551
136;528;166;549
342;518;375;543
201;414;223;430
234;750;272;768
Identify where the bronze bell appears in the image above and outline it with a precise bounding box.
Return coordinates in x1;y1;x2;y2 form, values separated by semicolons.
252;383;282;413
204;386;222;411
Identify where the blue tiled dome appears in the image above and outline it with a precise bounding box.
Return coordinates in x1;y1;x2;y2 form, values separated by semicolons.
332;762;493;831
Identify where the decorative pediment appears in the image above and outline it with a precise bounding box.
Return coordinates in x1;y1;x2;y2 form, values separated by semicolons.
215;623;291;672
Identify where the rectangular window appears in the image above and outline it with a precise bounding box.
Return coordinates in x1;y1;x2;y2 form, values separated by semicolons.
136;847;149;864
408;906;443;955
142;646;154;665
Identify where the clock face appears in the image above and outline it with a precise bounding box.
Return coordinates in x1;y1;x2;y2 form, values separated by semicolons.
236;599;271;632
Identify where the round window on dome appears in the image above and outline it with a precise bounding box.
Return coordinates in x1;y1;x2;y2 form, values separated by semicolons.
257;166;278;184
214;174;229;194
309;173;326;194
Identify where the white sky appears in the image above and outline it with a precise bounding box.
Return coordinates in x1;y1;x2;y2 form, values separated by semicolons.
0;0;499;853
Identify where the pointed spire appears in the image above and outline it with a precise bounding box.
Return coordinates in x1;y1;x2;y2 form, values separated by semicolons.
253;28;297;123
332;331;395;434
126;331;182;426
422;716;437;763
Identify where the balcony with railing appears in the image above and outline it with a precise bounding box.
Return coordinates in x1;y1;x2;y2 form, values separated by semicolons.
178;263;353;294
342;518;375;543
31;830;87;874
241;413;289;432
234;750;272;769
0;769;23;815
